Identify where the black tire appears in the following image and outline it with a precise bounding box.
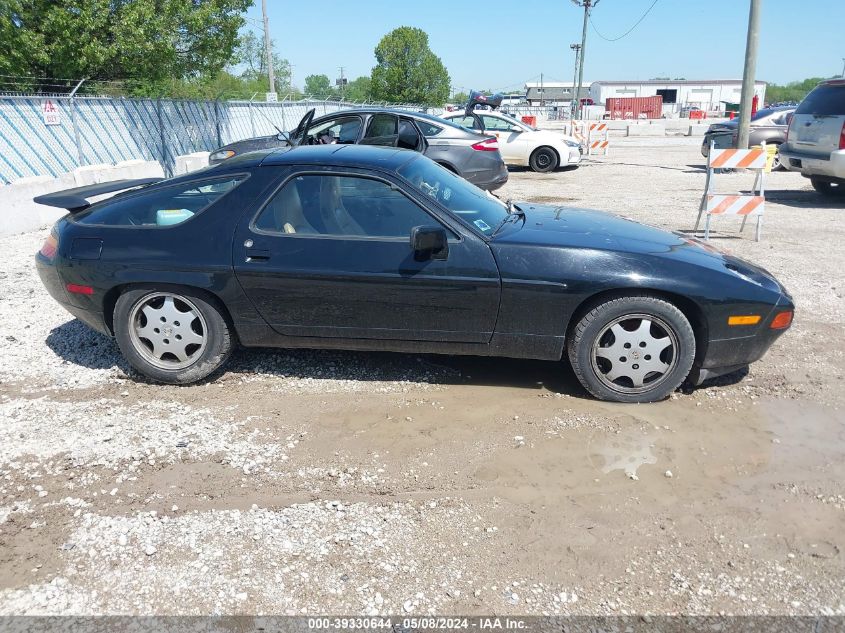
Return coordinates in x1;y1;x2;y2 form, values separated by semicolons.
114;286;233;384
811;177;845;196
567;295;696;403
529;146;559;173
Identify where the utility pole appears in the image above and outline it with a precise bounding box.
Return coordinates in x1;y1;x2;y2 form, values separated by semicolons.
736;0;761;149
570;43;581;118
261;0;275;95
540;72;544;106
337;66;346;100
572;0;598;121
841;58;845;78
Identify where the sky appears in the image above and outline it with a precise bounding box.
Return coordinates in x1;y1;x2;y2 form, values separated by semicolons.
247;0;845;93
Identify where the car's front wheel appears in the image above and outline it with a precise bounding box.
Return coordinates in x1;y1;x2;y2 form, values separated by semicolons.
114;287;233;384
567;296;696;403
529;147;559;173
811;177;845;196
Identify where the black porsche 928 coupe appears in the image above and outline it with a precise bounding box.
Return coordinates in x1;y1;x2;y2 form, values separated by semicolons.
35;145;793;403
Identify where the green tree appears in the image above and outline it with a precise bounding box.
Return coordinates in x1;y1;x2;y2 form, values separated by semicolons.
766;77;833;104
452;91;469;104
345;76;371;102
0;0;249;92
236;31;292;93
304;74;334;99
369;27;450;106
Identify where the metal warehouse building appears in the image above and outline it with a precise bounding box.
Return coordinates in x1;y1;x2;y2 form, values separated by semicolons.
524;82;592;106
589;80;767;114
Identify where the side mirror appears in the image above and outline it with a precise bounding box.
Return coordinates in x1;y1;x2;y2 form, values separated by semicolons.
410;226;448;261
509;125;522;133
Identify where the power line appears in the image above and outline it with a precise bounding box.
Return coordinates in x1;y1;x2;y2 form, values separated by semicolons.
589;0;660;42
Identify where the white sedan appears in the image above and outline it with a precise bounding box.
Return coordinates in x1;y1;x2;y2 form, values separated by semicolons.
444;110;582;173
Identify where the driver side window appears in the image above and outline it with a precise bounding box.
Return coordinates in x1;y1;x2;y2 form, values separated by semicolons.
307;115;362;144
254;174;445;239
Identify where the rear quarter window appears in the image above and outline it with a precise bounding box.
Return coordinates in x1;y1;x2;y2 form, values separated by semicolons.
795;85;845;116
74;176;246;227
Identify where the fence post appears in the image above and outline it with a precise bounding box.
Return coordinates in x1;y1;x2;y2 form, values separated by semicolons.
156;98;171;178
248;100;255;137
214;100;222;147
68;79;87;168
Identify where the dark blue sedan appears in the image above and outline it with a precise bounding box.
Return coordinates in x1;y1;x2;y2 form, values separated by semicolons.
34;145;793;402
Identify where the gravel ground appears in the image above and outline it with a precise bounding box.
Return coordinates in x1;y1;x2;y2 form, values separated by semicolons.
0;138;843;617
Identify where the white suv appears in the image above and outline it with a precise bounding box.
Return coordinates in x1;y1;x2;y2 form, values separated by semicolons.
779;79;845;195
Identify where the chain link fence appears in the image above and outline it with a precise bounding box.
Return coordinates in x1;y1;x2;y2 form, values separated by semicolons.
0;95;436;184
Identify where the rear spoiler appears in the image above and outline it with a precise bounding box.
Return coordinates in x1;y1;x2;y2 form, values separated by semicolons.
33;177;163;212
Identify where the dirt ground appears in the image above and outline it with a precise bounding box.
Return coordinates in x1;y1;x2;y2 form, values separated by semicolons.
0;138;843;617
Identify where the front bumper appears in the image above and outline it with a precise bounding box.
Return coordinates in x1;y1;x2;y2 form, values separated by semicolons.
690;295;794;384
563;147;581;165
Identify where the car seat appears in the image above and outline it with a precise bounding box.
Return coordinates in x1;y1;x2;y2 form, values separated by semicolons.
272;181;315;234
319;177;365;235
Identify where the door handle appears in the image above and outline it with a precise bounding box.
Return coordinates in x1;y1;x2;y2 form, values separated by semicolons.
245;249;270;263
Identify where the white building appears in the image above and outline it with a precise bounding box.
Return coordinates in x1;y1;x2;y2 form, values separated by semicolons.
524;81;591;106
589;79;767;114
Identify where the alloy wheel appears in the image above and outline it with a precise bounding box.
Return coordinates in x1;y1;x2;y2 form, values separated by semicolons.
590;313;679;395
128;292;207;370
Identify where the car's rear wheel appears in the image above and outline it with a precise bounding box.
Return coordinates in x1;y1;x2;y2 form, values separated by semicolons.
811;177;845;196
114;287;233;384
567;296;696;403
529;147;559;173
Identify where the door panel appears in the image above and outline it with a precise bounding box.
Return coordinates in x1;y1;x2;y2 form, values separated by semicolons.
233;170;501;343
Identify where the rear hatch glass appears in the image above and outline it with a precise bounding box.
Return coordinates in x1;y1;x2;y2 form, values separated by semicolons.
795;84;845;116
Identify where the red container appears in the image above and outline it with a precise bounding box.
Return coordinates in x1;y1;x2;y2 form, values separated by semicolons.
689;110;706;120
604;96;663;120
521;116;537;127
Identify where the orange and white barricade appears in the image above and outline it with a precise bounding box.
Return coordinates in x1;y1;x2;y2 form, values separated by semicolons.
567;120;587;146
586;122;609;156
695;142;767;241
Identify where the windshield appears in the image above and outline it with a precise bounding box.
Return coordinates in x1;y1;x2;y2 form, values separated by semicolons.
397;156;509;236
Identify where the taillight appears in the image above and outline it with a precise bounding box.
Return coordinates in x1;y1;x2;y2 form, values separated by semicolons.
471;138;499;151
786;115;795;143
839;121;845;150
39;232;58;260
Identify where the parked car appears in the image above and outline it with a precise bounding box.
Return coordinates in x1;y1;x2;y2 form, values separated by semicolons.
779;79;845;195
209;108;508;191
34;145;793;403
701;106;795;170
444;109;582;173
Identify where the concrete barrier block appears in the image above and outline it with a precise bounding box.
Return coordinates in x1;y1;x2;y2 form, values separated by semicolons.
174;152;210;175
1;176;66;236
687;124;710;137
72;164;117;186
113;160;165;180
626;123;666;137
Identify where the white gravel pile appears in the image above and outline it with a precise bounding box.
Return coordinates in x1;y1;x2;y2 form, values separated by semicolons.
0;230;125;390
0;397;289;475
0;500;478;615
